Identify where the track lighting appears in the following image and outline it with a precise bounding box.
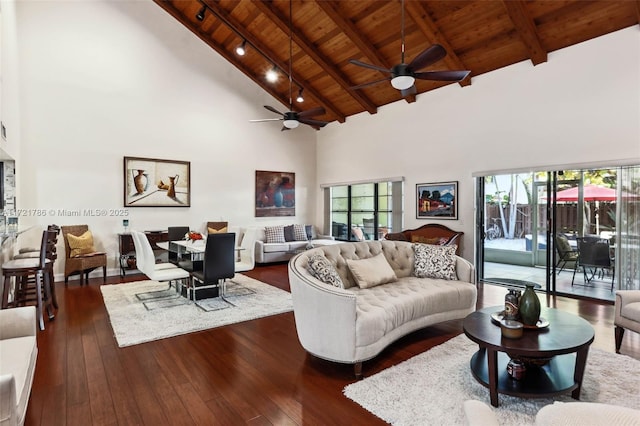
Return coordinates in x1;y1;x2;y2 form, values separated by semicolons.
235;40;247;56
296;88;304;103
265;66;278;83
196;5;206;22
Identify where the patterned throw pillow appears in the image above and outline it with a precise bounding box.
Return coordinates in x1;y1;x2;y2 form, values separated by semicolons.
264;226;286;243
283;225;295;242
307;254;344;288
293;224;308;241
413;243;457;280
67;231;97;257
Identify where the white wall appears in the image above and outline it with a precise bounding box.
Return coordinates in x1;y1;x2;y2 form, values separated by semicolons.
13;0;317;277
317;27;640;261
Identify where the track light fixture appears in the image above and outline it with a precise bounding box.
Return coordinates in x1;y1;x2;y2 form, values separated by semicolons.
235;40;247;56
265;66;278;83
296;88;304;103
196;5;206;21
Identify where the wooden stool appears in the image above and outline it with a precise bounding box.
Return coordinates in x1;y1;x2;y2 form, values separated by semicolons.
1;230;57;330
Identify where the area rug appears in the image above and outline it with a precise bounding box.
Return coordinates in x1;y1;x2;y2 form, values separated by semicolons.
343;334;640;425
100;274;292;347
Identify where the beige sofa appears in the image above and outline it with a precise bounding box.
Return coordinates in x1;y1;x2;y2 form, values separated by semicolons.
288;240;477;377
0;307;38;426
255;226;339;264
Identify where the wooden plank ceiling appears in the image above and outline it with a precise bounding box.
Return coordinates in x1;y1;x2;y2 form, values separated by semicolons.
154;0;639;129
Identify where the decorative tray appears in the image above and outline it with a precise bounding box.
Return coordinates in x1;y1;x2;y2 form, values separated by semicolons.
491;311;549;329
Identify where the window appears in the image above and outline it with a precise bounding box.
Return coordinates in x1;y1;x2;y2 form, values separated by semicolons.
326;179;403;241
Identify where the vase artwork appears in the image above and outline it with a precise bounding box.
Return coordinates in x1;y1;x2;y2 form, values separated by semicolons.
133;170;148;195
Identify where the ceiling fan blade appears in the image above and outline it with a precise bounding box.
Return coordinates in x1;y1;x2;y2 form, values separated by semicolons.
264;105;285;116
249;118;283;123
414;70;471;81
298;107;326;118
350;77;391;90
400;85;417;98
299;118;329;128
349;59;390;73
408;44;447;71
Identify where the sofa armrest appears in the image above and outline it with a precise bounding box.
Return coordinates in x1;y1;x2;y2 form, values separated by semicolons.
288;257;358;363
0;306;36;340
455;256;476;285
254;240;267;263
0;374;17;425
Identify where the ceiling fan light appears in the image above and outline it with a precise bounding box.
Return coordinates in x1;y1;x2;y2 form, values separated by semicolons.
391;75;415;90
296;89;304;103
283;119;299;129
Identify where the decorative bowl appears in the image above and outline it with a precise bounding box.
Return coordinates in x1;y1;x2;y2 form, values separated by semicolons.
500;319;524;339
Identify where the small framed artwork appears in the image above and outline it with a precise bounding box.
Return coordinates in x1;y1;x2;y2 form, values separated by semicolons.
255;170;295;217
124;157;190;207
416;181;458;220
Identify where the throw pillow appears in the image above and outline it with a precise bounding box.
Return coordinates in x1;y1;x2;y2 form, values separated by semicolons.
347;253;397;289
307;254;344;288
283;225;295;242
305;224;317;240
264;225;286;244
352;227;365;241
413;243;457;280
67;231;96;257
293;224;308;241
208;226;228;234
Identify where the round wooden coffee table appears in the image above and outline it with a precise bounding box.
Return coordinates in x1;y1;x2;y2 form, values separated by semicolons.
463;306;594;407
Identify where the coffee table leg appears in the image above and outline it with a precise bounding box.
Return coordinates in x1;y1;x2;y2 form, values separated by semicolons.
487;348;499;407
572;346;590;399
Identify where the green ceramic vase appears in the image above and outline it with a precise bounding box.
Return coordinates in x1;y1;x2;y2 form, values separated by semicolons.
518;284;540;326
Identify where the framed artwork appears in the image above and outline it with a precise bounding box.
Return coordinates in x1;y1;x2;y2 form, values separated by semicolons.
255;170;295;217
124;157;190;207
416;181;458;220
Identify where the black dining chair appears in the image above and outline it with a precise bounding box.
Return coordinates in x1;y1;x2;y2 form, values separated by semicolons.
572;237;615;290
167;226;191;268
190;233;236;308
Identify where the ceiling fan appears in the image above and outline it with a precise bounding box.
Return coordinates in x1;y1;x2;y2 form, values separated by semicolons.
349;0;471;97
250;1;329;131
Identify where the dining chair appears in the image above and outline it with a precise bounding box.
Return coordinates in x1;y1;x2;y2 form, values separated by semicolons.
61;225;107;285
206;221;228;234
572;237;614;290
131;230;190;303
167;226;190;266
235;227;257;272
190;233;236;308
1;230;58;330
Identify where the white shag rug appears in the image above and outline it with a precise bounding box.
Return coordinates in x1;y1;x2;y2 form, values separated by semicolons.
343;334;640;425
101;274;292;347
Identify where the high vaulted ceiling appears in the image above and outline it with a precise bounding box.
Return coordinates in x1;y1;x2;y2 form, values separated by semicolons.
154;0;639;129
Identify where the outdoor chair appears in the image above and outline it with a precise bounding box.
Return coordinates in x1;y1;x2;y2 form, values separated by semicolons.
572;237;614;290
555;234;578;274
363;218;375;240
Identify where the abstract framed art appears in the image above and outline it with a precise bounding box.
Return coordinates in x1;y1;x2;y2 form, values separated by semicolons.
416;181;458;220
124;157;190;207
255;170;295;217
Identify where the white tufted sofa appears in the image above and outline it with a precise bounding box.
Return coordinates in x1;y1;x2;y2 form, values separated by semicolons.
288;240;477;377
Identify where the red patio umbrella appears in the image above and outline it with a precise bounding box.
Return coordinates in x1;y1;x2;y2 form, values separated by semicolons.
554;184;617;202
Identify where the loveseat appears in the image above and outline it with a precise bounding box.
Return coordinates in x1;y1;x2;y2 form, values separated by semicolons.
0;306;38;426
255;224;340;264
288;240;477;377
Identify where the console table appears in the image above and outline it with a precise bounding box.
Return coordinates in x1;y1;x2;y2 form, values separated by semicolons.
118;231;168;277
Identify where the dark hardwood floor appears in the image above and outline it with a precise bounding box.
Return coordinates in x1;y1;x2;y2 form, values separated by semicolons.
26;264;639;425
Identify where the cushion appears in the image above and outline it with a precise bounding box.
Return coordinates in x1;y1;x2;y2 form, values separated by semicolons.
305;225;317;240
413;243;457;280
264;226;285;244
293;224;308;241
347;253;397;289
307;254;343;288
67;231;96;257
283;225;295;242
208;226;228;234
352;227;365;241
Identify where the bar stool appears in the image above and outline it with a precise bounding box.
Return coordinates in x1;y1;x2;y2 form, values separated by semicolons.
1;230;57;330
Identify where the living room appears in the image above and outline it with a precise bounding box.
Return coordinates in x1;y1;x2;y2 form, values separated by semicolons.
1;1;639;425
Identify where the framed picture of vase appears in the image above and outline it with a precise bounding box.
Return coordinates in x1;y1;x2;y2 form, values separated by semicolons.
416;181;458;220
255;170;295;217
123;156;190;207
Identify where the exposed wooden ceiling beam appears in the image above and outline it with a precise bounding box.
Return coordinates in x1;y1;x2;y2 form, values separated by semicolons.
501;0;547;65
404;1;471;87
201;1;346;123
253;0;378;115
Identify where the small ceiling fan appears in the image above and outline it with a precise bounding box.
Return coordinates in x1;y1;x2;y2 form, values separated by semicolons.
250;1;329;131
349;0;470;97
